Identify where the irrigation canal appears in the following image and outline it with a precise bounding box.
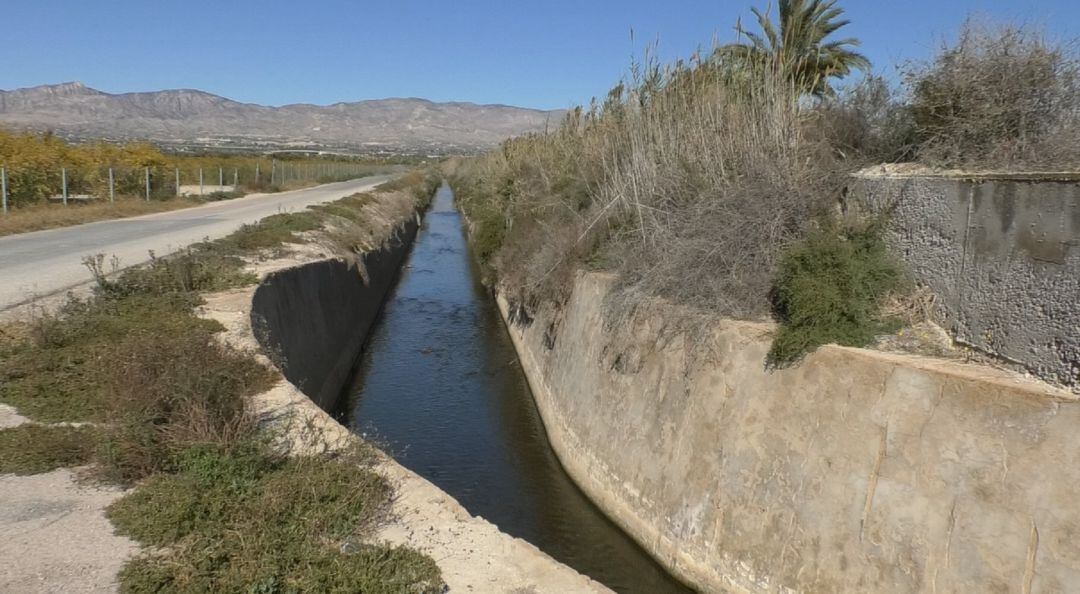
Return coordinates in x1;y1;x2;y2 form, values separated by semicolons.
343;184;692;593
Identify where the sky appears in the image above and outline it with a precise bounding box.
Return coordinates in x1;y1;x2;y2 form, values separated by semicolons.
2;0;1078;111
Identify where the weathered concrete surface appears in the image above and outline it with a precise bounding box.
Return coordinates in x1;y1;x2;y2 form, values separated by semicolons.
501;271;1078;593
853;169;1080;389
0;407;137;594
201;249;609;593
250;217;418;412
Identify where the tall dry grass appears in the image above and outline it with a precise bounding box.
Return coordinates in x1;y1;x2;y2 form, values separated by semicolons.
905;20;1080;169
455;52;851;319
454;16;1080;334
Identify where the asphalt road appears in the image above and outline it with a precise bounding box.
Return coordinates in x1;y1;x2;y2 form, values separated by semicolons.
0;176;392;311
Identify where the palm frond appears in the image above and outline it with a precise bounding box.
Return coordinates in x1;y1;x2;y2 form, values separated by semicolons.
725;0;869;96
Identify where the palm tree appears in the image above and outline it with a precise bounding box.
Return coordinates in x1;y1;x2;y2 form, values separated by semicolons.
719;0;870;96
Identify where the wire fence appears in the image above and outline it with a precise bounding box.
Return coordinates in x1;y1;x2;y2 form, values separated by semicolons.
0;160;381;214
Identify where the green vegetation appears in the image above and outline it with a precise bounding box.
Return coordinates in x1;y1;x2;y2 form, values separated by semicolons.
0;128;404;208
767;222;906;366
0;293;231;424
0;170;443;592
0;424;99;475
109;444;441;594
452;3;1079;363
719;0;869;96
0;127;419;237
210;212;324;256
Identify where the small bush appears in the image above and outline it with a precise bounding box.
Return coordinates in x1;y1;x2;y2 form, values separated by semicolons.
767;221;907;366
906;20;1080;168
97;328;276;484
109;444;442;593
86;250;255;298
0;294;221;423
0;425;99;475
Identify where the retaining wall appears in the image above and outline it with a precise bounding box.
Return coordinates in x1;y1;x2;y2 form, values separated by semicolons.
250;217;417;412
852;171;1080;389
501;272;1079;593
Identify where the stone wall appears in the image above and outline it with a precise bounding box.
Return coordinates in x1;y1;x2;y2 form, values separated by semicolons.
852;171;1080;389
501;272;1079;593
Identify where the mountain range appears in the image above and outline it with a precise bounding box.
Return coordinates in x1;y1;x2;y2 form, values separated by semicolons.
0;82;561;154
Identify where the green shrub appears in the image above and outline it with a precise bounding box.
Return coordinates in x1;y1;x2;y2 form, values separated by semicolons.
201;190;245;202
767;221;907;367
109;444;442;593
210;212;322;255
0;294;220;423
85;250;255;299
468;205;507;267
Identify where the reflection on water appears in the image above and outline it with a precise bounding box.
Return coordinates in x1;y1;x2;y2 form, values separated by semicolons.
344;184;693;593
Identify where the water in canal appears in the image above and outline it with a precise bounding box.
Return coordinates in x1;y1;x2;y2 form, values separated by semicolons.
343;185;692;593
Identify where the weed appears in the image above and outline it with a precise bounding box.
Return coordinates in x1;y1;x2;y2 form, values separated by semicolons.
0;424;99;475
96;328;276;484
0;196;211;238
453;53;842;316
109;444;442;593
0;294;220;423
86;250;255;298
767;221;906;366
209;212;323;256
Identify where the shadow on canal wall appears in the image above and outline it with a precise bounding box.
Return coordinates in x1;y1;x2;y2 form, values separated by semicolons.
214;195;610;592
250;216;419;412
499;272;1079;594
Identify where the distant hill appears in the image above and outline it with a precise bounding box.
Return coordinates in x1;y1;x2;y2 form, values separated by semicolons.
0;82;561;154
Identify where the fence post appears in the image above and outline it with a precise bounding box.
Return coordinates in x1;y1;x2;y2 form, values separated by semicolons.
255;163;260;184
218;167;223;187
233;168;238;187
62;167;68;205
199;168;204;196
175;167;180;197
109;167;115;203
145;167;151;201
1;166;7;214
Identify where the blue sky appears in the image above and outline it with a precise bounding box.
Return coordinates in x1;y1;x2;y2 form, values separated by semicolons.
2;1;1078;110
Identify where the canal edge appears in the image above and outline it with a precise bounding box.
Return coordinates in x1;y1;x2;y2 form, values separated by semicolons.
198;246;613;593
